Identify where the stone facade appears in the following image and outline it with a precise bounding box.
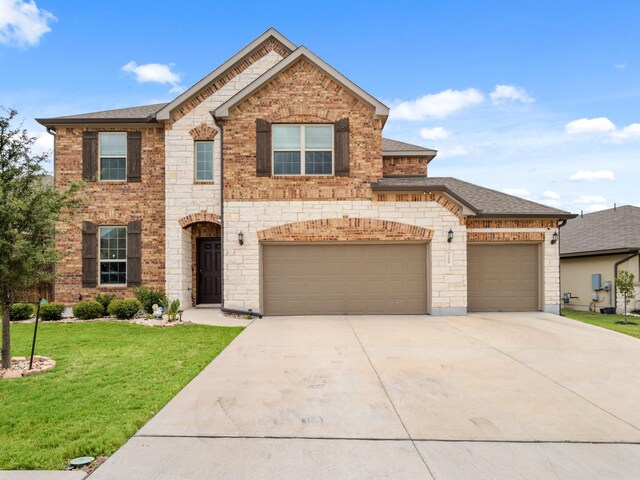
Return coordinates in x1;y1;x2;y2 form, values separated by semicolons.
224;200;466;315
54;126;165;304
164;48;285;306
382;156;428;176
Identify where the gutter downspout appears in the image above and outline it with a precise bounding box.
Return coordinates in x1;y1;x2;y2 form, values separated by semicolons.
557;219;567;316
212;114;225;310
614;250;640;312
46;127;57;302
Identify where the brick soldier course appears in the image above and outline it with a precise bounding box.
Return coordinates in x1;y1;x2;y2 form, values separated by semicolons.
37;28;574;315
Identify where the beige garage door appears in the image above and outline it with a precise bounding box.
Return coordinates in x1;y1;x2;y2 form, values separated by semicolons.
468;244;540;312
262;244;428;315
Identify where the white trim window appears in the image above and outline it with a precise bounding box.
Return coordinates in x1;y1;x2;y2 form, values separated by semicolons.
99;132;127;181
273;124;333;175
195;141;214;181
99;226;127;285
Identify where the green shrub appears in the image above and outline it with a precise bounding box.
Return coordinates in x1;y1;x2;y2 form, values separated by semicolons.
9;303;35;321
133;286;167;314
39;302;66;321
73;301;105;320
108;299;142;320
94;293;115;315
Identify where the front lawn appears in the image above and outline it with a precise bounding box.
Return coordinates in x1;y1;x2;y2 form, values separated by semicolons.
562;309;640;339
0;322;242;470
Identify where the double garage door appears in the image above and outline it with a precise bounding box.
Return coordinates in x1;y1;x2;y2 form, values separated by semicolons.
262;244;428;315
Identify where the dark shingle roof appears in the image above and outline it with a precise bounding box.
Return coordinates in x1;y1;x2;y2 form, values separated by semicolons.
36;103;167;126
560;205;640;256
372;176;575;218
382;138;436;156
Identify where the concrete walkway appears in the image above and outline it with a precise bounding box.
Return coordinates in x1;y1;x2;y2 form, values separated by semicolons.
88;313;640;479
181;307;254;327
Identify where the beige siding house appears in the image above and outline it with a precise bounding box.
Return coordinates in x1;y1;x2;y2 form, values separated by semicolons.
37;28;574;316
561;206;640;312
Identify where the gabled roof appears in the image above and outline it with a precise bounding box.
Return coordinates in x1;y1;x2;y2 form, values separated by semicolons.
372;176;575;219
382;138;437;158
213;46;390;121
36;103;165;126
560;205;640;257
156;28;296;121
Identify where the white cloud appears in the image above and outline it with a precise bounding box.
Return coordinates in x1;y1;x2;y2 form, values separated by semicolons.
0;0;55;47
438;145;470;158
542;190;560;199
569;170;615;181
539;198;561;207
574;195;607;204
122;61;183;92
391;88;484;121
490;84;534;105
419;126;450;140
30;130;52;155
564;117;616;135
584;204;610;213
614;62;627;70
610;123;640;142
502;188;530;197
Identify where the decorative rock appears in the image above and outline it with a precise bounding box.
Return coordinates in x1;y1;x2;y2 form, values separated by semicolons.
0;356;56;379
2;370;22;379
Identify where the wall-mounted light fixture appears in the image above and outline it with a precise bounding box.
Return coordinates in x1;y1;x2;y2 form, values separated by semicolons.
447;228;454;243
551;231;559;245
238;231;244;246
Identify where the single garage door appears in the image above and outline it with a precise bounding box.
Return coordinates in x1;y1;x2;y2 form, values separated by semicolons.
262;244;428;315
468;244;540;312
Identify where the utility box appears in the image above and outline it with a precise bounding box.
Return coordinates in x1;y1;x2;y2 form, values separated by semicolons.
592;273;602;290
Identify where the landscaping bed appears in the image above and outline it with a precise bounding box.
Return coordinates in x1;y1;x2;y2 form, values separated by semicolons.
0;321;243;470
562;309;640;339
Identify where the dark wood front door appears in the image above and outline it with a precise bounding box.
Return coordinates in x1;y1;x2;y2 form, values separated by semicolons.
197;238;221;304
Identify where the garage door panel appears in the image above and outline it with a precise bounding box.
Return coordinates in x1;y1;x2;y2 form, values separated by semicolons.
468;244;539;312
263;244;428;315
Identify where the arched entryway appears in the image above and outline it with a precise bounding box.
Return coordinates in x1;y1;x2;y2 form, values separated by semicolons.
179;212;221;306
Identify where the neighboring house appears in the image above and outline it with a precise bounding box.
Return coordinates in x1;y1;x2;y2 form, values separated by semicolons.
560;205;640;312
36;28;574;316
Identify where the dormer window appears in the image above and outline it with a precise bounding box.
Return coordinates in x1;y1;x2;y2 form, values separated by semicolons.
272;124;333;176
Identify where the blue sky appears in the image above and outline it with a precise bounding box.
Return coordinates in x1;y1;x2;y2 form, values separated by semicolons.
1;0;639;214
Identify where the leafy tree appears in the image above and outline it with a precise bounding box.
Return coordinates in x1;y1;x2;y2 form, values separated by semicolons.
0;108;80;368
616;270;636;324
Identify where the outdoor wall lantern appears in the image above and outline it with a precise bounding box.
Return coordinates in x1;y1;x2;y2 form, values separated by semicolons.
447;229;454;243
238;231;244;246
551;231;559;245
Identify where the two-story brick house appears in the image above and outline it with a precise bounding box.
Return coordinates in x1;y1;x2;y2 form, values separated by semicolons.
37;28;574;316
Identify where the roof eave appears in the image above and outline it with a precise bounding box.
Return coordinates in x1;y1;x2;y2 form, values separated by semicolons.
213;46;390;121
370;183;478;214
382;150;437;159
473;213;578;220
560;247;640;259
35;117;160;128
156;28;296;121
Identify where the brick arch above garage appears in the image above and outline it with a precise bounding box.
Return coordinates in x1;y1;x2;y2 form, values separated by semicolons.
257;217;433;242
179;211;221;229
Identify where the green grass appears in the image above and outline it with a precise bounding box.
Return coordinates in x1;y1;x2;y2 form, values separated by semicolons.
562;309;640;339
0;322;243;470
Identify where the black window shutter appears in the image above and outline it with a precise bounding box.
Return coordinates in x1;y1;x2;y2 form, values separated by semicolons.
334;118;350;176
127;131;142;182
81;221;97;287
256;118;272;177
82;131;98;180
127;220;142;287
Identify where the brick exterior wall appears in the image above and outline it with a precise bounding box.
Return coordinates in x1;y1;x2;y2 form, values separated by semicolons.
257;217;433;242
190;222;221;306
54;126;165;304
221;58;383;201
382;156;428;176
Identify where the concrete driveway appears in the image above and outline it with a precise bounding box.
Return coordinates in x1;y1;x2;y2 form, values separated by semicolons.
88;313;640;479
